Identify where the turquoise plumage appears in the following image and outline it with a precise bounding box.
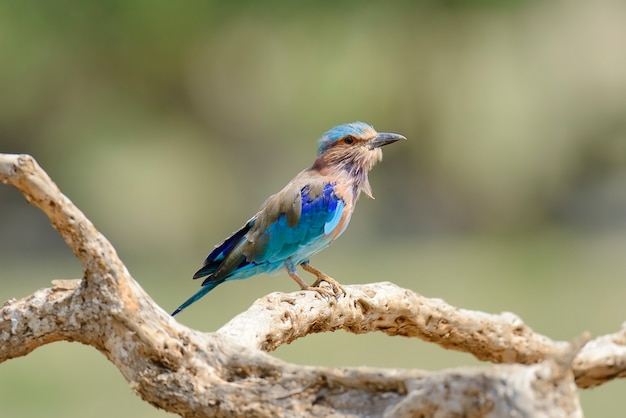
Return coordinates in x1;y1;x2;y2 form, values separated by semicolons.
172;122;405;315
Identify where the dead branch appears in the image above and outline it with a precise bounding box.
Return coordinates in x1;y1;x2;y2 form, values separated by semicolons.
218;283;569;364
0;153;623;417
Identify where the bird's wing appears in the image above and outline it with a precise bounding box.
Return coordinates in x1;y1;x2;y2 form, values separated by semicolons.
194;176;348;287
192;217;255;281
245;179;347;265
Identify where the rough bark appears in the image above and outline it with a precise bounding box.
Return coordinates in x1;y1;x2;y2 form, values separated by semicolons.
1;153;624;417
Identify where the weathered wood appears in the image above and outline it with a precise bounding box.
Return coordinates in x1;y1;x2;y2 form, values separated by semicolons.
0;153;622;416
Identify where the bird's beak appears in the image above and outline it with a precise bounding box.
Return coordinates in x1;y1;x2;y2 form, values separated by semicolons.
368;132;407;149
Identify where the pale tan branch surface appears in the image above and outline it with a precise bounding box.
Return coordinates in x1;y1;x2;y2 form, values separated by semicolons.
0;153;619;417
1;279;587;417
0;277;584;417
573;322;626;388
216;283;626;389
218;284;570;364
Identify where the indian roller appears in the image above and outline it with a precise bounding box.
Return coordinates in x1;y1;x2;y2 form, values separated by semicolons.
172;122;405;316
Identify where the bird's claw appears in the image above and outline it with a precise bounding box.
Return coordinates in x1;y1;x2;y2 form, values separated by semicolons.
303;285;335;298
309;275;346;298
288;264;346;298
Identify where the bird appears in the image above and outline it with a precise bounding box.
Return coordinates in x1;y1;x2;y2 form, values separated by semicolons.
172;122;405;316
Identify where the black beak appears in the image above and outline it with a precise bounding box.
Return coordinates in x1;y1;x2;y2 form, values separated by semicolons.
368;132;406;149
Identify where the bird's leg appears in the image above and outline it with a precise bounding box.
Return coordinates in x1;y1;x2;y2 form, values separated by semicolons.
285;265;335;298
301;262;346;296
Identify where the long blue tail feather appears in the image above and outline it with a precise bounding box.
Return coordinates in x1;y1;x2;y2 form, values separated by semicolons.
171;279;223;316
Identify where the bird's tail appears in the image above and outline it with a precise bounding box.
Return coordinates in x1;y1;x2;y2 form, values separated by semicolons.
171;280;223;316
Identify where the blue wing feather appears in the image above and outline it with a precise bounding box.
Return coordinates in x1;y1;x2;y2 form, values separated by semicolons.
324;200;344;234
192;218;254;279
254;183;344;264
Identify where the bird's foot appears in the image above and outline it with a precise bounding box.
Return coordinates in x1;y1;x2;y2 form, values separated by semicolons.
301;264;346;297
286;265;345;298
301;284;336;298
309;275;346;296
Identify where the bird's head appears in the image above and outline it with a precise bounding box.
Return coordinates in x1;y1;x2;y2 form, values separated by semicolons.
315;121;406;198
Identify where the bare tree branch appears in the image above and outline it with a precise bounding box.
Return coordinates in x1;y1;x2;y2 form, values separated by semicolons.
574;323;626;388
0;153;623;416
218;283;570;363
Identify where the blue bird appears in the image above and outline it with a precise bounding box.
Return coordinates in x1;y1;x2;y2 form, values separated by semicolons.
172;122;405;316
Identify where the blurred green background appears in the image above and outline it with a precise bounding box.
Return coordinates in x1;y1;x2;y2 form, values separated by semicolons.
1;0;626;416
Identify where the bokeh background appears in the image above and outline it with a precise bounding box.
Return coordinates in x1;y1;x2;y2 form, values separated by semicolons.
1;1;626;416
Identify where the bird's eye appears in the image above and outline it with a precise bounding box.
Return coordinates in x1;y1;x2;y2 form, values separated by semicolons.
343;136;354;144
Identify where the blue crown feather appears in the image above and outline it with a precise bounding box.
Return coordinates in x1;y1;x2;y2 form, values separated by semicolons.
317;121;373;155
